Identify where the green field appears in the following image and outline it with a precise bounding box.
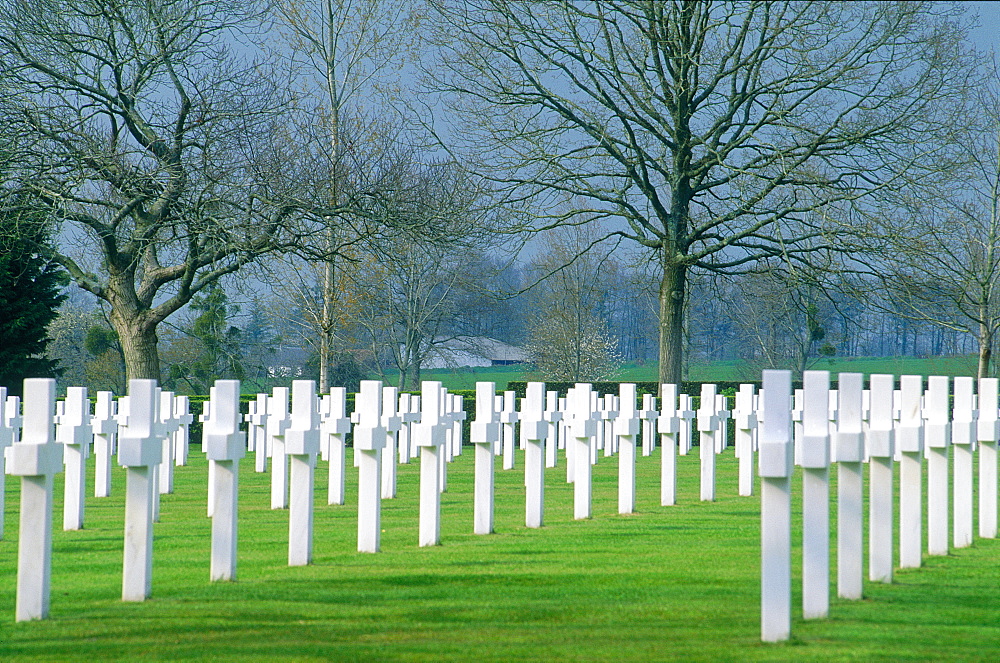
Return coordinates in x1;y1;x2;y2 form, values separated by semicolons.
407;355;981;391
2;445;1000;660
678;356;982;383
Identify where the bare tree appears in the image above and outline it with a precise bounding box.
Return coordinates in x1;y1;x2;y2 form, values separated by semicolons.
427;0;976;383
0;0;340;381
720;265;837;377
524;226;623;382
882;147;1000;376
856;61;1000;379
348;160;501;389
259;252;370;377
273;0;420;392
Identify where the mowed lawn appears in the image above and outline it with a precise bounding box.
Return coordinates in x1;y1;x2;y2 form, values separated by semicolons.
1;444;1000;661
403;355;981;391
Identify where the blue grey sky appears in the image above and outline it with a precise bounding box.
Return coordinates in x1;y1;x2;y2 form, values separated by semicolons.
969;1;1000;54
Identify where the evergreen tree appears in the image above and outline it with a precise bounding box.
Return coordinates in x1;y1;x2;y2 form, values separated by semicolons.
0;203;66;393
164;283;244;394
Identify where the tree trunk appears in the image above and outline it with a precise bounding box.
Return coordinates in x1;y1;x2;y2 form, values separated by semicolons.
113;314;161;383
319;320;331;394
658;260;687;387
410;362;421;391
319;255;335;394
979;319;993;380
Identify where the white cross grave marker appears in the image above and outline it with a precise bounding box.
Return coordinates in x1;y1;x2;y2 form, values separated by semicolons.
92;391;118;498
589;391;601;465
952;376;976;549
408;395;422;461
616;383;640;514
355;380;387;553
471;382;499;535
658;384;680;506
735;384;757;497
640;393;657;457
244;399;257;455
835;372;864;600
174;394;193;467
558;396;568;451
867;374;895;584
9;379;63;621
564;388;577;484
325;388;350;506
522;382;548;528
58;386;91;531
0;388;11;538
759;370;792;643
715;393;731;454
415;381;446;546
500;390;518;470
451;394;465;459
678;394;695;455
792;389;804;466
381;386;402;499
250;393;269;473
442;393;456;465
892;388;903;463
438;385;450;493
5;393;23;445
978;377;999;539
601;395;618;457
202;389;215;518
897;375;924;569
158;390;178;495
286;380;320;566
801;370;830;620
396;393;412;464
268;387;291;510
568;383;596;520
118;379;161;602
925;375;951;556
698;384;719;502
544;390;562;469
204;380;245;581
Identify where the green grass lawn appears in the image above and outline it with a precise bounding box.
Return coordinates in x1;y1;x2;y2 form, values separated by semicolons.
680;356;981;383
406;355;981;391
1;445;1000;660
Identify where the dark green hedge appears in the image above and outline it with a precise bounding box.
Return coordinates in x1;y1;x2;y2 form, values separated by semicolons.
504;379;826;399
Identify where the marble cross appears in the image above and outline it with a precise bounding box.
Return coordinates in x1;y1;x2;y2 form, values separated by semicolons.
286;380;320;566
58;387;91;531
759;370;792;643
9;379;63;620
354;380;387;553
471;382;499;535
117;379;161;602
204;380;245;581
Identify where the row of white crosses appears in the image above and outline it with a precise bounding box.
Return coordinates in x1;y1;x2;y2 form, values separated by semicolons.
0;377;478;623
465;381;734;519
6;382;193;594
3;375;769;625
11;373;847;632
760;371;1000;643
27;371;1000;636
238;379;465;553
2;378;209;620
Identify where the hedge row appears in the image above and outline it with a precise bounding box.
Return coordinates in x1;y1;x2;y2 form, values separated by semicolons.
503;379;830;399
